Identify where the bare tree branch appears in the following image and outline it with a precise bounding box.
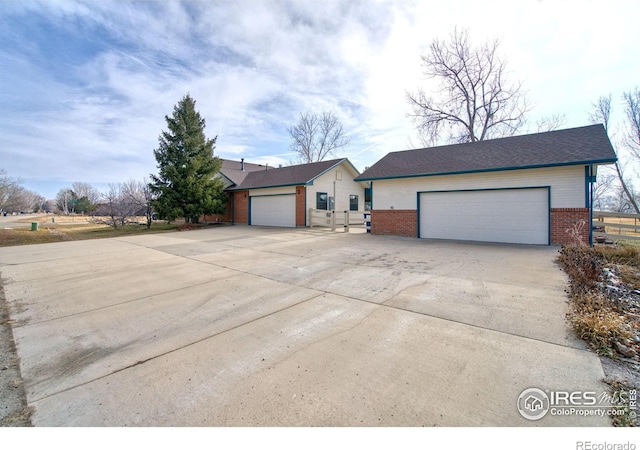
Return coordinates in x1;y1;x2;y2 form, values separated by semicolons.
72;181;100;205
407;28;528;145
93;183;137;229
589;94;640;213
122;178;155;229
623;88;640;158
592;169;616;210
0;170;42;213
288;111;350;163
536;113;567;132
589;94;612;132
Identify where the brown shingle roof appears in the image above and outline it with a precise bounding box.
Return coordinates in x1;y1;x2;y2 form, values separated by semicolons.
355;125;616;181
230;158;355;190
220;159;267;186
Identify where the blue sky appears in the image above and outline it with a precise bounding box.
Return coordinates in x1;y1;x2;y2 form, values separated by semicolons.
1;0;639;199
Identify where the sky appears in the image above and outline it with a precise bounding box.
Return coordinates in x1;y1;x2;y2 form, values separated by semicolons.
1;0;639;200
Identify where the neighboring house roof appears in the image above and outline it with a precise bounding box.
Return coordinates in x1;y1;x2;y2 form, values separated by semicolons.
219;159;267;186
355;124;617;181
230;158;360;190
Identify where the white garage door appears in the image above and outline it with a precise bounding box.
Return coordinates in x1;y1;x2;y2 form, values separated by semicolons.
419;188;549;245
250;195;296;227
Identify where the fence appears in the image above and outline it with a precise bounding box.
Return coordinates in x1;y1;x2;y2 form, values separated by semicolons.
592;211;640;242
308;209;366;232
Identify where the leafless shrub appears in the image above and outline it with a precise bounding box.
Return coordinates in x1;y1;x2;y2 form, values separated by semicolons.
557;244;602;295
565;219;588;247
567;291;632;357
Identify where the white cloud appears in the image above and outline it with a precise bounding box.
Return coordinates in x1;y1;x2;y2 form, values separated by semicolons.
2;0;640;197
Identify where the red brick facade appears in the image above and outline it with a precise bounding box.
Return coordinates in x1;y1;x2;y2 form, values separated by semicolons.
233;190;249;224
296;186;306;226
371;207;591;245
550;208;590;245
201;193;232;223
371;210;417;237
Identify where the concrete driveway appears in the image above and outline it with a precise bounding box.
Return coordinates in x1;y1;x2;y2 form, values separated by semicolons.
0;226;608;426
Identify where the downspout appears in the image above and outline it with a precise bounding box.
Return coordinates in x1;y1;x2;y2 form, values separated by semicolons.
231;190;235;225
589;164;594;246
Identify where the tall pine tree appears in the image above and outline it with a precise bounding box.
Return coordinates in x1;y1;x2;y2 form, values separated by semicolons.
150;94;226;222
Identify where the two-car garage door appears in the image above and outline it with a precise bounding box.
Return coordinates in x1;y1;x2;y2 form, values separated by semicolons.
250;195;296;227
418;188;550;245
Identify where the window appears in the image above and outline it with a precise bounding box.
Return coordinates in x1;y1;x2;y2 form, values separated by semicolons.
316;192;328;210
349;194;358;211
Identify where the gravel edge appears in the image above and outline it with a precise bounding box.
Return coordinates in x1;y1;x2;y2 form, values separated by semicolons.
0;277;32;426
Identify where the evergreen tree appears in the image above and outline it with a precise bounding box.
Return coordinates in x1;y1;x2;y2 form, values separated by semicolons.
149;94;226;222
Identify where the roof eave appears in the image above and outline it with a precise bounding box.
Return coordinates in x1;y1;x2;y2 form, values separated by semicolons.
307;158;360;184
228;181;303;191
354;158;618;182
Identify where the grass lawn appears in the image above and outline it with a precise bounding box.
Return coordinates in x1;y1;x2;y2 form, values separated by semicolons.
0;216;193;247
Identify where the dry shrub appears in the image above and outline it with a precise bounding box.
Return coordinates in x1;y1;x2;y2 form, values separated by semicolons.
616;265;640;290
557;245;602;295
177;223;202;231
566;219;588;247
567;291;633;356
594;244;640;267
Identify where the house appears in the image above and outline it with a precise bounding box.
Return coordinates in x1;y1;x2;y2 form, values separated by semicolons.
207;158;365;227
201;158;266;223
354;125;617;245
524;396;544;412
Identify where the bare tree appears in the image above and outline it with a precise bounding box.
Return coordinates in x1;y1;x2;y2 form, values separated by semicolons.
55;188;75;215
592;172;616;210
589;95;640;213
0;170;21;213
288;111;350;163
623;88;640;157
535;113;567;132
122;178;155;229
407;28;528;145
72;181;100;205
94;184;137;229
0;171;42;214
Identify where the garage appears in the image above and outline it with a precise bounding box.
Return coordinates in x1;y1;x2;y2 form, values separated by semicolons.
250;194;296;227
355;125;617;245
418;188;550;245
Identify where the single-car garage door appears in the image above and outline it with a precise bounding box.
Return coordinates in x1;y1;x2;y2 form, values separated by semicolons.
418;188;549;245
250;194;296;227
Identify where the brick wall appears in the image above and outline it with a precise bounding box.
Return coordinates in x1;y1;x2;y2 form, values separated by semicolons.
372;207;591;245
371;209;417;237
201;193;232;223
296;186;306;226
233;190;249;224
551;208;590;245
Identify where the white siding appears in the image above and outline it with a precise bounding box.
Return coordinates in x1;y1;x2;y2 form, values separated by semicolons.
305;163;366;225
249;186;296;197
373;165;585;210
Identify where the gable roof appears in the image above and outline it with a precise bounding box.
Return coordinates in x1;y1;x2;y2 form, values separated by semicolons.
219;159;267;186
355;124;616;181
230;158;359;190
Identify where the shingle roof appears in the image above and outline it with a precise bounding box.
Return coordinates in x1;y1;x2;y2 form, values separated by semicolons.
355;124;616;181
220;159;267;186
230;158;355;190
